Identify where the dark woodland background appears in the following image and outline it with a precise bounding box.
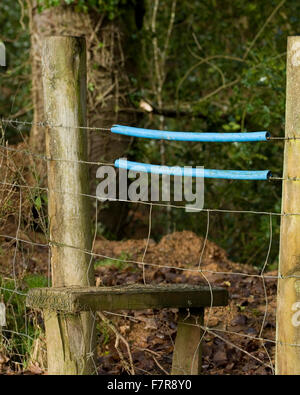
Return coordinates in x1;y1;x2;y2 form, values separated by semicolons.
1;0;296;271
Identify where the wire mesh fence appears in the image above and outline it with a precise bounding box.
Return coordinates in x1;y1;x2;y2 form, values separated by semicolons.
0;115;293;375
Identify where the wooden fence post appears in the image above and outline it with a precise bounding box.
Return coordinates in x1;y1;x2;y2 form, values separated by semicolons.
42;36;96;374
276;36;300;375
171;308;204;375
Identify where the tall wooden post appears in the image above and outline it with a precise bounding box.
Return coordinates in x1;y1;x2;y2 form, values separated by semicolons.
276;36;300;375
42;36;96;374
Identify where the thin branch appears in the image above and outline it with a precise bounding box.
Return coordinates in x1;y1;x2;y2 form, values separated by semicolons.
151;0;162;100
161;0;176;86
243;0;287;60
176;0;286;106
97;311;135;375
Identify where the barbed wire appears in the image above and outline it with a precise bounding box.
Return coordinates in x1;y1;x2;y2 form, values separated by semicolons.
2;121;300;183
268;136;300;141
0;118;111;132
3;142;300;181
0;178;298;216
0;144;114;166
2;117;300;141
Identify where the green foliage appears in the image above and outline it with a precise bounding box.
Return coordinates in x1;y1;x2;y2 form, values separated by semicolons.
133;0;299;265
24;274;49;289
36;0;135;19
0;275;48;368
34;196;42;211
98;321;111;347
94;252;134;270
0;1;31;142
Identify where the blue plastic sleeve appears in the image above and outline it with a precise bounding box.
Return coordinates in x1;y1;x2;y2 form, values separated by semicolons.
111;125;270;142
114;159;271;180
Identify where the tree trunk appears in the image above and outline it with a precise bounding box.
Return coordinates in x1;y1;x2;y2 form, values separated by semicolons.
26;1;138;230
27;1;136;158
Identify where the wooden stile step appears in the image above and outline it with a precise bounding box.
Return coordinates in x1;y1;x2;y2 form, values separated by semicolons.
26;283;228;313
27;283;228;375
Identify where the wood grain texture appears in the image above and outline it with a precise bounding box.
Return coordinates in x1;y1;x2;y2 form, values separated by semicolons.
171;308;204;375
42;36;93;287
276;36;300;374
27;284;228;313
42;36;95;375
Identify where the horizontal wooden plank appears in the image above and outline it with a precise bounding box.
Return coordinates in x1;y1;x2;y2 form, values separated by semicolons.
26;284;228;313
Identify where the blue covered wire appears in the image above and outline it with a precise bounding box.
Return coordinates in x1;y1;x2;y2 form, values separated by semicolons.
114;159;271;180
111;125;270;142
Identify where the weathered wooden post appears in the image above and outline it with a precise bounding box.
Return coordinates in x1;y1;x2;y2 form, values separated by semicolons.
171;308;204;374
276;36;300;374
42;36;96;374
